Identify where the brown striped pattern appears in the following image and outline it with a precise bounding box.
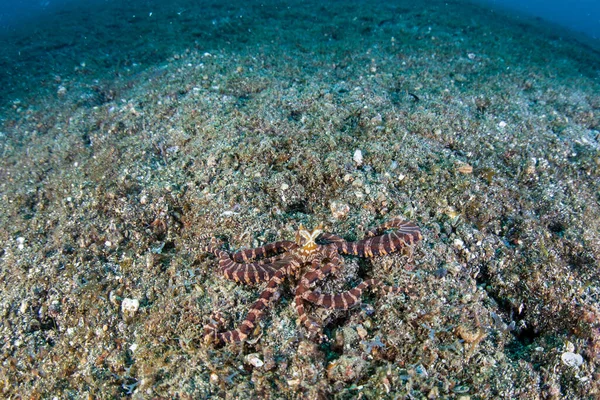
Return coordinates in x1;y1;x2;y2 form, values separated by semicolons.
202;240;292;285
201;217;421;345
318;233;346;244
301;279;401;310
205;269;286;344
294;284;322;337
336;218;422;258
231;240;297;264
294;256;340;339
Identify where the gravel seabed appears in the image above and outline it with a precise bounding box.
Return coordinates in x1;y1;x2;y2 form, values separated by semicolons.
1;0;599;398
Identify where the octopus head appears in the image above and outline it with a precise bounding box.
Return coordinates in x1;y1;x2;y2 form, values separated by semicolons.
295;224;323;254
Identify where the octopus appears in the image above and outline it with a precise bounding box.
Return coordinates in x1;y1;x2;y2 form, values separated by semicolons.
202;217;421;345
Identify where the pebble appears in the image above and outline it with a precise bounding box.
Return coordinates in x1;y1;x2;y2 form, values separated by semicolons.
561;351;583;367
327;355;367;382
353;149;363;166
121;298;140;315
245;353;264;368
19;300;28;314
330;201;350;220
457;163;473;174
57;86;67;97
356;324;368;339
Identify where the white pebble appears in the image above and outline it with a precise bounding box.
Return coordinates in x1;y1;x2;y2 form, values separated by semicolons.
121;298;140;315
353;149;363;166
561;352;583;367
245;353;264;368
19;300;28;314
330;201;350;220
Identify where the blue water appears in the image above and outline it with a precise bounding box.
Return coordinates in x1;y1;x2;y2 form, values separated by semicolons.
0;0;598;111
476;0;600;40
1;0;599;40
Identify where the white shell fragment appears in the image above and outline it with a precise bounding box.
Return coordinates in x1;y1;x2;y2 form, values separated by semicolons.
330;201;350;220
245;353;264;368
121;298;140;315
561;351;583;368
353;149;363;166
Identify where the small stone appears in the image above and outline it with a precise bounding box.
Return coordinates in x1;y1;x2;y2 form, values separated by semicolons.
330;201;350;220
121;298;139;315
457;163;473;174
353;149;363;166
109;291;120;307
356;324;368;339
19;300;28;314
327;355;367;382
414;364;428;378
352;178;364;188
561;351;583;367
245;353;264;368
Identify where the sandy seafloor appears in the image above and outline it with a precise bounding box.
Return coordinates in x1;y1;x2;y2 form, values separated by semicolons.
1;0;600;398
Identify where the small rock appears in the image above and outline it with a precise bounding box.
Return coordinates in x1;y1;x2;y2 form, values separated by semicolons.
356;324;368;339
297;340;320;359
327;355;367;382
414;364;428;378
453;238;465;250
330;201;350;220
121;298;139;316
245;353;264;368
353;149;363;166
109;291;120;307
457;163;473;174
561;351;583;367
19;300;28;314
